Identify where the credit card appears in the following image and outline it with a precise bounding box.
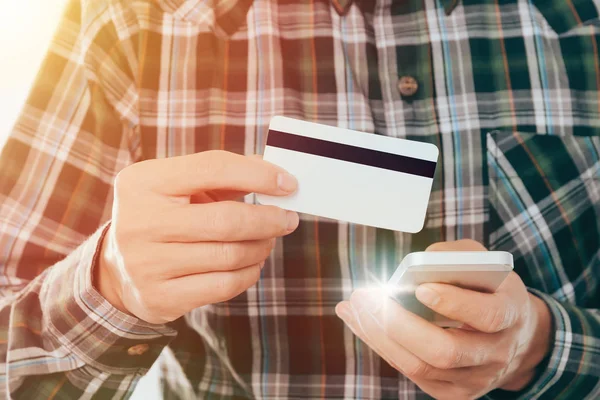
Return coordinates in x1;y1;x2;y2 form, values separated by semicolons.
257;116;439;233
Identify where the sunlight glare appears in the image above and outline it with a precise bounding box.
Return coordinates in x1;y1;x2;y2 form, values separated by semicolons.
0;0;68;144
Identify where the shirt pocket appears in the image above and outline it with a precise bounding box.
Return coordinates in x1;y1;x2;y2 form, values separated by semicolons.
486;131;600;306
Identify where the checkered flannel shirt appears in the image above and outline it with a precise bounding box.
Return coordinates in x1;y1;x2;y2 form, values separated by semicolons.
1;0;599;398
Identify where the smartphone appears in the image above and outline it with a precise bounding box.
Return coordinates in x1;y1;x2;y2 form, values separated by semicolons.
386;251;514;327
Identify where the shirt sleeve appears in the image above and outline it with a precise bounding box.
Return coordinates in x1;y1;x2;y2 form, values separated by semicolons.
516;290;600;400
487;288;600;400
0;0;176;397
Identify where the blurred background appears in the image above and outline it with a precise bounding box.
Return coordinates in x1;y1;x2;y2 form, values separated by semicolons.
0;1;161;398
0;0;67;143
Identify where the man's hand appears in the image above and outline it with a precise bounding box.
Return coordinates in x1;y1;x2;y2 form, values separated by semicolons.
96;150;300;324
335;239;553;400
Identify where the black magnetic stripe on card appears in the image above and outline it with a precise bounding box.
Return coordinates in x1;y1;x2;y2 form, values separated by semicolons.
266;129;437;178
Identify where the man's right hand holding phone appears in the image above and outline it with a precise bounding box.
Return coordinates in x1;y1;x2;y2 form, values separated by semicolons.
335;240;554;400
95;151;300;325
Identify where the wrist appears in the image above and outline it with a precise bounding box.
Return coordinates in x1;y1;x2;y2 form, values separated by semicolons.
93;228;128;314
500;293;553;391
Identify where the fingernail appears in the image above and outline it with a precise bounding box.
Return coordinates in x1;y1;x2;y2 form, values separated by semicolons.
277;172;298;193
286;211;299;231
415;285;440;306
358;291;383;314
336;303;354;324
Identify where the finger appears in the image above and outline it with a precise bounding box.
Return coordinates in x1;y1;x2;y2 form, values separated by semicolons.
128;151;298;196
426;363;505;390
349;289;492;369
415;273;524;333
409;379;477;400
147;202;299;242
336;301;446;382
340;300;507;385
163;263;263;312
145;239;275;278
409;365;505;400
426;239;487;252
338;300;501;399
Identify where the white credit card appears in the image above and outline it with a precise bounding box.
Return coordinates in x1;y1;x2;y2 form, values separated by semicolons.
257;116;439;233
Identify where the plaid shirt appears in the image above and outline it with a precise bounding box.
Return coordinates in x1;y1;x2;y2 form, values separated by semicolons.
0;0;599;398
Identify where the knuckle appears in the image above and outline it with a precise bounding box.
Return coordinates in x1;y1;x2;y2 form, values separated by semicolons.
277;208;290;234
240;266;261;295
112;221;128;243
491;345;515;366
433;343;463;369
482;373;502;389
218;243;243;267
200;150;229;179
434;296;454;314
208;206;239;239
132;255;157;279
112;201;167;242
264;206;289;234
243;265;262;289
115;160;154;191
138;284;166;313
426;239;486;252
114;222;139;244
114;167;134;193
141;288;160;309
114;211;148;239
457;238;486;250
482;306;511;332
218;266;261;300
507;271;524;288
249;264;262;283
404;361;431;379
122;249;163;283
261;239;275;259
215;273;238;298
204;149;228;159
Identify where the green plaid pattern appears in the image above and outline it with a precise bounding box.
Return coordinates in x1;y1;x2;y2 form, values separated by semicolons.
0;0;599;398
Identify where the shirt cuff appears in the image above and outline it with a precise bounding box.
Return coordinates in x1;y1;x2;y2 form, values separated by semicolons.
489;288;593;399
42;222;177;375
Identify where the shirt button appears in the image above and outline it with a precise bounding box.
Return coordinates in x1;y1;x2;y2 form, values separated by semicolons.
398;76;419;98
127;343;150;356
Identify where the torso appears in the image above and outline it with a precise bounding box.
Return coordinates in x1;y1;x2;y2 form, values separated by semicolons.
115;0;600;397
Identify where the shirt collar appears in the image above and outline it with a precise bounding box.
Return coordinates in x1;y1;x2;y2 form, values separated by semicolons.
155;0;253;37
329;0;461;16
155;0;462;37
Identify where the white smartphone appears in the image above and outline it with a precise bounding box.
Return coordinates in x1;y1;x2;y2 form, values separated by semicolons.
386;251;514;327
